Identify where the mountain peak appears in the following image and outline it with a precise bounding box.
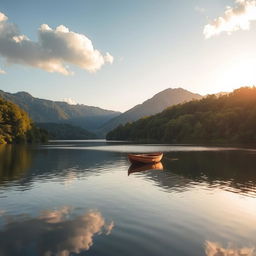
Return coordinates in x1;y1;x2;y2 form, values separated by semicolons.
100;87;203;134
15;91;33;98
154;87;199;96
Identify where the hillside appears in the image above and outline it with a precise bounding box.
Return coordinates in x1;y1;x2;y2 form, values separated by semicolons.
37;123;97;140
0;97;47;144
106;87;256;144
0;90;121;131
100;88;202;134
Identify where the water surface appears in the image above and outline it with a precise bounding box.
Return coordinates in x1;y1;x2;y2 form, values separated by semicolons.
0;140;256;256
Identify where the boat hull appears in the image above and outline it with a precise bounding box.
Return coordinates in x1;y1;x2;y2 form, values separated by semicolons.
128;153;163;164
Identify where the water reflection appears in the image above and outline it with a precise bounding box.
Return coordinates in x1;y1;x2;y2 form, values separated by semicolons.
141;168;193;193
0;147;123;189
0;207;114;256
0;145;32;184
0;142;256;255
205;241;256;256
162;151;256;196
128;162;163;175
1;142;256;197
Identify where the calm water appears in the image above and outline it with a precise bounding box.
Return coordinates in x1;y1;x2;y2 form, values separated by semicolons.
0;140;256;256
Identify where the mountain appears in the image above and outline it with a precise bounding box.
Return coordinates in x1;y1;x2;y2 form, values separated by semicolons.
0;90;121;131
37;123;97;140
100;88;202;134
106;87;256;144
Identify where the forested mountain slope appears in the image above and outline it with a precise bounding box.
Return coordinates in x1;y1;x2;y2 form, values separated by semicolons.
37;123;96;140
107;87;256;144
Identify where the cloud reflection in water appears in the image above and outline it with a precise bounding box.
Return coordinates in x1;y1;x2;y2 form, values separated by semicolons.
0;207;114;256
205;241;256;256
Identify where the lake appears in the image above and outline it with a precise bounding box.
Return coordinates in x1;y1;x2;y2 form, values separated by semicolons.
0;140;256;256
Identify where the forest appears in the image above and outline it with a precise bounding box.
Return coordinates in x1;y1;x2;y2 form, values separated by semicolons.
0;97;48;144
37;123;96;140
106;87;256;144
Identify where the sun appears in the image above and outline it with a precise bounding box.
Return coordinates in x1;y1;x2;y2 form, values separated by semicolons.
219;57;256;92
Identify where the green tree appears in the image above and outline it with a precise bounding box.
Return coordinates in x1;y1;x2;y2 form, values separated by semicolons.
0;97;48;144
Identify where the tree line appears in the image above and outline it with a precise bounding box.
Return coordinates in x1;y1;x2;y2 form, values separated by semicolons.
106;87;256;144
0;97;48;144
37;123;96;140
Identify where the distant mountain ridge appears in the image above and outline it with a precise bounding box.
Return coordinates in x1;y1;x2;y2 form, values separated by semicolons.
100;88;202;134
0;87;203;137
0;90;121;131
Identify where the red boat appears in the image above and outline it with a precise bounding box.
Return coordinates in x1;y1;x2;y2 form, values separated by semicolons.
128;152;163;164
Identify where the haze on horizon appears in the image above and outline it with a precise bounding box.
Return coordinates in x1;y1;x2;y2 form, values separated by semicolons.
0;0;256;112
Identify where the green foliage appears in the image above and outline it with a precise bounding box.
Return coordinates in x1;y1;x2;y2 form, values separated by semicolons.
0;97;48;144
37;123;97;139
106;87;256;144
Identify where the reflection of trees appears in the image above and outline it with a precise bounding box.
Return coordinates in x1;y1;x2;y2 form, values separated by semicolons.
135;150;256;195
140;167;193;193
0;147;121;188
162;151;256;196
29;149;120;177
205;241;256;256
0;207;114;256
0;145;32;184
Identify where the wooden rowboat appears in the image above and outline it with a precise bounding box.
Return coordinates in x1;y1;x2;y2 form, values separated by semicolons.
128;152;163;164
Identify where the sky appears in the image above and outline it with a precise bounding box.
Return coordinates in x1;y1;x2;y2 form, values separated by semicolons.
0;0;256;112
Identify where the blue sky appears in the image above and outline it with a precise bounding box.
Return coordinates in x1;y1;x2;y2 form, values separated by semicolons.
0;0;256;111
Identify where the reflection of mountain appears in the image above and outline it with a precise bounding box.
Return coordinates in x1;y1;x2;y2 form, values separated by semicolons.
205;241;256;256
0;207;114;256
0;145;32;184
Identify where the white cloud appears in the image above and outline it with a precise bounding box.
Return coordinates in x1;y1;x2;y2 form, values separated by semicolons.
104;52;114;64
0;12;113;75
0;68;6;74
0;12;7;22
62;98;77;105
204;0;256;38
